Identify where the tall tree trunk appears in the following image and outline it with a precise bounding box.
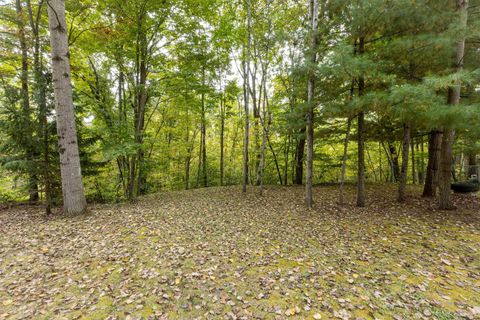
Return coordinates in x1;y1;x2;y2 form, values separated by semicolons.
451;155;458;182
185;136;197;190
257;0;272;194
295;129;305;184
468;153;477;178
338;116;353;205
379;142;383;182
258;121;267;194
381;141;393;182
242;0;252;193
47;0;86;214
305;0;319;208
388;143;400;182
439;129;456;209
398;122;410;202
419;137;425;183
356;36;366;207
201;89;207;187
411;136;416;184
135;49;148;196
27;0;50;213
220;92;225;186
357;111;365;206
423;131;442;197
438;0;468;210
284;134;291;185
16;0;39;203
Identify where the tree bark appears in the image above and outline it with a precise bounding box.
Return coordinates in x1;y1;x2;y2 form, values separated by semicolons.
338;116;352;205
356;36;366;207
305;0;319;208
284;133;291;185
468;153;477;178
47;0;86;214
379;142;384;182
27;0;50;212
220;92;225;186
242;0;251;193
423;131;442;197
200;68;208;188
411;136;416;184
16;0;39;203
295;129;306;185
398;122;410;202
438;0;468;210
388;143;400;182
419;137;425;183
439;129;456;209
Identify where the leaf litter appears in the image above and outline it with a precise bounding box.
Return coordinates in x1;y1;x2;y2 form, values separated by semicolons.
0;184;479;319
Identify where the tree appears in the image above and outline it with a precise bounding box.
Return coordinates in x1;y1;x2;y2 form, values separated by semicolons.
305;0;319;208
242;0;252;193
398;122;410;202
356;35;366;207
438;0;469;210
46;0;87;214
15;0;39;202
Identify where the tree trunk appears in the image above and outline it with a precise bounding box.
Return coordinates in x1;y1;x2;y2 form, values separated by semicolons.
423;131;442;197
419;137;425;183
258;122;267;194
135;46;148;196
284;133;291;185
16;0;39;203
338;116;352;205
185;140;195;190
439;129;456;209
388;143;400;182
27;0;50;213
242;0;251;193
220;92;225;186
257;1;273;194
305;0;319;208
295;129;305;185
451;155;458;182
356;36;366;207
379;142;383;182
438;0;468;210
47;0;86;214
411;136;416;184
200;70;207;188
357;111;366;207
468;153;477;178
398;122;410;202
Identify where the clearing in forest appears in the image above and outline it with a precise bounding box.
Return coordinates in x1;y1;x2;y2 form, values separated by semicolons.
0;185;479;319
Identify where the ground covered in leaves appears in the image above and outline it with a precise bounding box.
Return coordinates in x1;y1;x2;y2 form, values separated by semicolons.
0;185;479;320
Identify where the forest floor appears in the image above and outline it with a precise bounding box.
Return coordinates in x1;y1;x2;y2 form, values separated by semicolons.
0;185;479;320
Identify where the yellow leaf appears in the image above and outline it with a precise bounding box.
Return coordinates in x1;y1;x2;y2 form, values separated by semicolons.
2;300;13;306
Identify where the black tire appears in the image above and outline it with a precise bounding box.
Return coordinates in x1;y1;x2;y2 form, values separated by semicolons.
451;182;480;193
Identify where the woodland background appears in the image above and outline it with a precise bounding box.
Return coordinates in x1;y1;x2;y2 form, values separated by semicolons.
0;0;479;209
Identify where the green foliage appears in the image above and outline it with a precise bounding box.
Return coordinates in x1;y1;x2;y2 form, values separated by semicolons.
1;0;480;203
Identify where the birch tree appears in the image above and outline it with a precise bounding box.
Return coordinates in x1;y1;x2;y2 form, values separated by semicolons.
47;0;87;214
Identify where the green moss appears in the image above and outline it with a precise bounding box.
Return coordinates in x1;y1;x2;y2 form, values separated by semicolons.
107;269;123;284
431;307;460;320
80;296;114;320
